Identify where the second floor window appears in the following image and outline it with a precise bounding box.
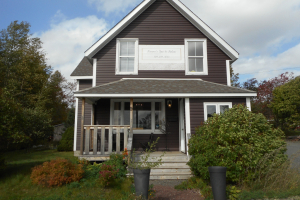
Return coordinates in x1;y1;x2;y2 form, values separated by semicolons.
116;38;138;75
185;38;208;75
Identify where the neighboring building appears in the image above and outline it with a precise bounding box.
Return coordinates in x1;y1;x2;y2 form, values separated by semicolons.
53;123;65;141
71;0;256;162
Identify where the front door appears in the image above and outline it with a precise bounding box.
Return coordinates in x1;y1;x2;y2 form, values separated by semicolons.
179;98;185;153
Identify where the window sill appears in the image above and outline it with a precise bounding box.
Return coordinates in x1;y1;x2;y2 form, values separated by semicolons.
185;72;208;75
115;72;138;75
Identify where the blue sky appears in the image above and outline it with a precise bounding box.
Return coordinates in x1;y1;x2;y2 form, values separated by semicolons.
1;0;300;83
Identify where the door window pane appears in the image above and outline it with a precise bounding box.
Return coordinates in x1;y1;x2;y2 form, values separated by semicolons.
155;102;162;129
133;102;151;130
220;105;229;114
114;102;121;125
207;105;216;118
124;102;130;125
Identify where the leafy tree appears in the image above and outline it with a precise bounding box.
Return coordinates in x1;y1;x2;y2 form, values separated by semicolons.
64;107;75;129
57;127;74;151
0;21;75;151
270;76;300;130
252;72;294;120
188;105;286;183
241;78;259;92
230;65;240;87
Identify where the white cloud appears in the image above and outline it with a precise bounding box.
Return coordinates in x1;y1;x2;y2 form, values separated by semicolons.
88;0;143;15
181;0;300;81
36;13;108;81
235;43;300;81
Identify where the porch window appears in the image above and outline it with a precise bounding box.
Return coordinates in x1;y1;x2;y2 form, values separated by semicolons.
111;99;165;134
116;38;138;75
204;102;232;121
185;38;208;75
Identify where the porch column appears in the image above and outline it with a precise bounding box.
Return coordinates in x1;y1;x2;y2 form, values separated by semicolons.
80;98;85;155
246;97;251;111
185;98;191;156
128;98;133;164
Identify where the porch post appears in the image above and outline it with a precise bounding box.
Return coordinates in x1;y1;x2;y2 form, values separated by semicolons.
128;98;133;164
80;98;85;155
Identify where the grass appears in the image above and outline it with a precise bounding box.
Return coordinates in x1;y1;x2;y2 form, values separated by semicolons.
0;148;139;200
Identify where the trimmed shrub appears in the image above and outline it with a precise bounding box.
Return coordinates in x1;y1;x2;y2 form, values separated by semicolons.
188;104;287;183
30;158;84;187
57;127;74;151
104;153;127;178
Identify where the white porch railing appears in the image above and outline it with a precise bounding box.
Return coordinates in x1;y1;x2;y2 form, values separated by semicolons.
81;125;130;156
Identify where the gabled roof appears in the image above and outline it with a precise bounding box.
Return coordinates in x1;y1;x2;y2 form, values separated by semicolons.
74;78;256;98
70;56;93;77
84;0;239;62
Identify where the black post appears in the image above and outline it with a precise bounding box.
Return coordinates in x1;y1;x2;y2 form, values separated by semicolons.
208;166;227;200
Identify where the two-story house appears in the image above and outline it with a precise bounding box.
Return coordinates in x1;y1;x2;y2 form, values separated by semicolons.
70;0;256;178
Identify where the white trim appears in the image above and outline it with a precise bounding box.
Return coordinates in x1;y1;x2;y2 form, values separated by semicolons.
74;93;257;98
122;78;202;80
73;80;79;151
115;38;139;75
203;102;232;121
168;0;239;61
226;60;231;86
184;98;191;156
70;76;93;80
246;97;251;111
84;0;238;61
184;38;208;75
93;59;97;87
110;99;165;134
84;0;154;57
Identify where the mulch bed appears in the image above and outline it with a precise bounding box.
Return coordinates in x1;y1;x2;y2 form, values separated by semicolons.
150;180;204;200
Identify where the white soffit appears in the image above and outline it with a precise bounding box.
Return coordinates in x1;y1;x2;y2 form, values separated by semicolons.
84;0;239;61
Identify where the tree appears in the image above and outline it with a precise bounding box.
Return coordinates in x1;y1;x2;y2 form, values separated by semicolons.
241;78;259;91
252;72;294;120
0;21;75;151
270;76;300;131
230;65;240;87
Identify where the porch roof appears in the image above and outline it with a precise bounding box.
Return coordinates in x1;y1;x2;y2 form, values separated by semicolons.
74;78;256;98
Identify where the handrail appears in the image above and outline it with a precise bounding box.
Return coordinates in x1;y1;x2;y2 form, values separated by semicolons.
80;125;130;156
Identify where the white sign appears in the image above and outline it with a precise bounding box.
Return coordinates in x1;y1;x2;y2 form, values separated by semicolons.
139;45;184;64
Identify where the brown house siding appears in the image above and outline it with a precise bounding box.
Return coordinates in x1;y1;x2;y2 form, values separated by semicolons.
94;0;230;86
76;80;92;151
189;98;246;135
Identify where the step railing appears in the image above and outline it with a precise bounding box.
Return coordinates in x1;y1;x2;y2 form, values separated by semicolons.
81;125;130;156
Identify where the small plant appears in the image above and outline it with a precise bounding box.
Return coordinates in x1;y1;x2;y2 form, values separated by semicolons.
30;158;84;187
99;164;119;187
126;138;164;169
84;162;102;180
104;153;127;178
226;185;241;200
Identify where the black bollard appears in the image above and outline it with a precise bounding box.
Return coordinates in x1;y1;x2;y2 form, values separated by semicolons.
208;166;227;200
133;168;151;199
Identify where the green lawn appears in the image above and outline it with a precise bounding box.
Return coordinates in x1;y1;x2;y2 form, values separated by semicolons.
0;149;136;200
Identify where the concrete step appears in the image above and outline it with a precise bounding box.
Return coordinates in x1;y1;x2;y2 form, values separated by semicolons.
150;174;193;179
134;156;189;162
150;168;191;173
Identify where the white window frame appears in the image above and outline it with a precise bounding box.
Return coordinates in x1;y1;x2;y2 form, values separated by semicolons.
204;102;232;121
116;38;139;75
185;38;208;75
110;99;165;134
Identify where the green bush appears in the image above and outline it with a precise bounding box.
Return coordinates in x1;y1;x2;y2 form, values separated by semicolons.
84;162;103;180
57;127;74;151
104;154;127;179
0;153;6;173
188;104;286;183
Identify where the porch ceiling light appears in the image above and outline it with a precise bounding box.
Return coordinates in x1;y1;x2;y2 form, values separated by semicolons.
167;100;172;108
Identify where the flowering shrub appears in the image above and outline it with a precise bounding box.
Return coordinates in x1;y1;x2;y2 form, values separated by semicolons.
122;148;128;159
99;164;119;186
30;158;84;187
105;153;127;178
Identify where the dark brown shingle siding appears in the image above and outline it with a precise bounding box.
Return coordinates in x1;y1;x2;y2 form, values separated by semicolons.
94;0;230;85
